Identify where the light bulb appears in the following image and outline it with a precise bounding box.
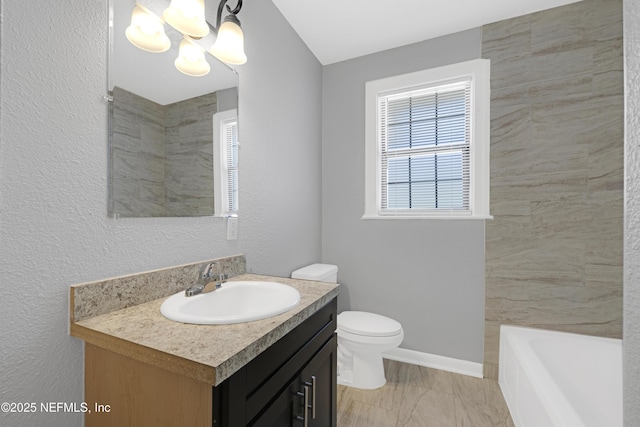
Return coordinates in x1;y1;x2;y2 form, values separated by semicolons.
210;15;246;65
125;5;170;53
175;38;210;77
163;0;209;38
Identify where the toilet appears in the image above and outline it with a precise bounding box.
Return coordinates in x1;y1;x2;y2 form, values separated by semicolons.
336;311;404;389
291;264;404;390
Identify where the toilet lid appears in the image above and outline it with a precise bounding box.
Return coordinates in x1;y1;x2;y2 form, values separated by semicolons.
338;311;402;337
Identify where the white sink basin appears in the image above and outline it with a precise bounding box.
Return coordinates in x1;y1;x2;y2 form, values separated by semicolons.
160;281;301;325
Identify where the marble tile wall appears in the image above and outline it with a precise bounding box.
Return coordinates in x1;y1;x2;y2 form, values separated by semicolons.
110;86;166;217
165;92;217;217
482;0;623;379
110;88;218;217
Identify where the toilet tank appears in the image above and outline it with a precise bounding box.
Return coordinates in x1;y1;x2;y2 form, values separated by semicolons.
291;264;338;284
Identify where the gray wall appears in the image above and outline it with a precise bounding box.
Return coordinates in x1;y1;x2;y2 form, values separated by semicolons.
624;0;640;424
482;0;624;379
322;29;486;363
0;1;322;426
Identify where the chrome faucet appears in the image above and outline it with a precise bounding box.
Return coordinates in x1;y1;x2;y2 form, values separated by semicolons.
184;262;228;297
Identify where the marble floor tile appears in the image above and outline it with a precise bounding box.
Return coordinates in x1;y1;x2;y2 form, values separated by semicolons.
451;374;514;427
337;398;399;427
337;360;514;427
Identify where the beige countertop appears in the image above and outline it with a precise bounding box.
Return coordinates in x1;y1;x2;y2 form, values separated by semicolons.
70;273;339;386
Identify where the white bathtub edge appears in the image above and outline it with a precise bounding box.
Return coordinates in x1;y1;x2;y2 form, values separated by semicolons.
499;375;522;427
498;325;622;427
500;325;574;427
499;326;525;427
383;347;484;378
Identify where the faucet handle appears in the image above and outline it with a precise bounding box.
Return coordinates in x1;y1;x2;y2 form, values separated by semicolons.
201;262;216;279
218;273;228;283
185;283;204;297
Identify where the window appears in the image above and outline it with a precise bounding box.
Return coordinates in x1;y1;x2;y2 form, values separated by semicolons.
214;109;239;216
364;59;491;219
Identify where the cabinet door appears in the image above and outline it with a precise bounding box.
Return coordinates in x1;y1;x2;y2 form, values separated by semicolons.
250;334;337;427
304;334;337;427
250;374;306;427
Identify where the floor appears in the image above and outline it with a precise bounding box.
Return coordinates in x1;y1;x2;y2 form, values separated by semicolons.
337;360;515;427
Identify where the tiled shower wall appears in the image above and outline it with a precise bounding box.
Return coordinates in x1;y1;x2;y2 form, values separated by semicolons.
110;86;167;216
482;0;623;379
110;88;220;217
164;92;218;216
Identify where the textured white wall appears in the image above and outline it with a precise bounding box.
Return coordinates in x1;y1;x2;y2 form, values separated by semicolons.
624;0;640;424
0;0;322;425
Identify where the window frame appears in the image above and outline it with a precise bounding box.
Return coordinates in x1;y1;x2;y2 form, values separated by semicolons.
213;109;239;217
363;59;491;220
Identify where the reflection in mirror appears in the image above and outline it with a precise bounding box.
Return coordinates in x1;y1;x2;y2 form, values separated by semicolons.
108;0;239;217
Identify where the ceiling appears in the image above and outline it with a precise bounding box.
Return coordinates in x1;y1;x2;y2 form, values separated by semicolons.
111;0;238;105
272;0;582;65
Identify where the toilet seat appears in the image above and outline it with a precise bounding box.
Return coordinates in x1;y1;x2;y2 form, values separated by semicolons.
338;311;403;337
337;327;404;345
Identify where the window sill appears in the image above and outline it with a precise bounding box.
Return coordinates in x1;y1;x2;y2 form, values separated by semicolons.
361;214;493;221
213;213;238;219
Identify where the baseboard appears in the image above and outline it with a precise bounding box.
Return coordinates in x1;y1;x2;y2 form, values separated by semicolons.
382;347;484;378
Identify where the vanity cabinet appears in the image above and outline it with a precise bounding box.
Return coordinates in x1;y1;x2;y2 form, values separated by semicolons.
251;335;336;426
84;298;337;427
213;298;337;426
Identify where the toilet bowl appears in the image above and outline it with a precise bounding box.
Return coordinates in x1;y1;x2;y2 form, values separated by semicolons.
337;311;403;389
291;264;404;390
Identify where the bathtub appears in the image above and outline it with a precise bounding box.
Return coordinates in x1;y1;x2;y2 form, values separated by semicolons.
499;325;622;427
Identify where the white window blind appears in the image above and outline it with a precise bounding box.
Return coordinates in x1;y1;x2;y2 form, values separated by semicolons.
364;59;490;220
379;80;471;213
223;119;238;214
214;109;239;217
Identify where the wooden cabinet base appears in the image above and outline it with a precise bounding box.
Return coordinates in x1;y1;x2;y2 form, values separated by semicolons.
82;298;337;427
85;343;212;427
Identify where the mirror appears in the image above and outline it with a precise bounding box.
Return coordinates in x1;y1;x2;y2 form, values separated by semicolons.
108;0;239;217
